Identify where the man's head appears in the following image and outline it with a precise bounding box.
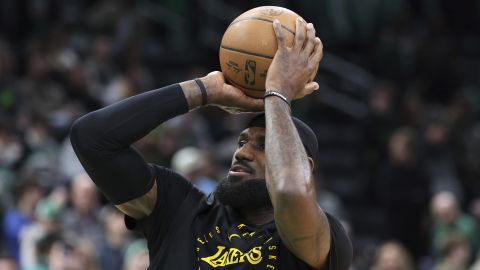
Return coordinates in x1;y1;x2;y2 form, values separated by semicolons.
215;114;319;210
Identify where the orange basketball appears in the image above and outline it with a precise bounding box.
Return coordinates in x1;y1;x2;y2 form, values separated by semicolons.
219;6;318;98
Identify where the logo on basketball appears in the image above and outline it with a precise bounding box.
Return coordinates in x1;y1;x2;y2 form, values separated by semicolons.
260;8;284;16
226;60;241;74
244;60;256;86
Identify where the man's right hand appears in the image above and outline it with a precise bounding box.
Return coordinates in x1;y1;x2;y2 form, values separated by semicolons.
201;71;264;113
265;18;323;102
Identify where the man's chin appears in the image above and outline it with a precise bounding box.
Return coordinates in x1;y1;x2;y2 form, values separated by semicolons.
214;177;272;210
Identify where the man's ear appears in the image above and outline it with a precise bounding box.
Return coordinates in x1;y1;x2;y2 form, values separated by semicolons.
308;157;315;173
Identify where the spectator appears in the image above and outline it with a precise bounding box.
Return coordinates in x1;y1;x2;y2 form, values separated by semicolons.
171;146;217;195
2;180;43;263
370;241;414;270
17;45;67;122
469;198;480;227
422;106;463;198
84;35;117;104
433;234;470;270
27;233;98;270
20;187;66;269
0;122;26;170
375;127;430;258
98;206;132;270
365;81;400;178
123;239;149;270
61;173;103;254
430;191;480;263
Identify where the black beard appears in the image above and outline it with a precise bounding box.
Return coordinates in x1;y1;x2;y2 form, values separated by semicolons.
214;176;273;210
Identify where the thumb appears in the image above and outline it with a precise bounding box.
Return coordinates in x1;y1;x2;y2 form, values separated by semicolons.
304;82;319;93
237;96;265;112
296;82;320;99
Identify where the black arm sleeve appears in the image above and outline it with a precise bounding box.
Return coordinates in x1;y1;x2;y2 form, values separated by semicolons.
69;84;189;204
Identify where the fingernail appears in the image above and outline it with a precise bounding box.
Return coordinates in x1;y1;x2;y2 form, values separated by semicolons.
307;23;313;29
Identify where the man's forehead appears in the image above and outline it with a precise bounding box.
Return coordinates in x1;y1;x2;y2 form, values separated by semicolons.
239;127;265;138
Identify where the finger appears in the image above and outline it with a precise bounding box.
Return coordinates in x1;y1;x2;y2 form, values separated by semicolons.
304;81;319;93
273;20;287;53
293;82;319;100
303;23;316;55
309;37;324;67
247;98;265;111
235;95;265;112
293;17;306;52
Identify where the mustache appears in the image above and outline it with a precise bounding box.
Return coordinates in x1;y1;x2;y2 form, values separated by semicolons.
231;160;255;174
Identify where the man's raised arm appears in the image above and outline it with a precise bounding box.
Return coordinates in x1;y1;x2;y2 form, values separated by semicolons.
264;19;348;269
70;73;263;219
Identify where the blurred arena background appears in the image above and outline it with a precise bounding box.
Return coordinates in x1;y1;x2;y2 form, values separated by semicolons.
1;0;480;269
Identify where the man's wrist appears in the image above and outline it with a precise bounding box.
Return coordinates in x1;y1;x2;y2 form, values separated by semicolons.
265;83;293;99
264;90;291;107
194;79;208;106
179;79;207;110
199;75;217;105
264;92;291;114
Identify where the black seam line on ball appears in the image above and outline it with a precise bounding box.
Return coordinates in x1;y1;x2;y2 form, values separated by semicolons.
220;45;274;60
229;17;295;35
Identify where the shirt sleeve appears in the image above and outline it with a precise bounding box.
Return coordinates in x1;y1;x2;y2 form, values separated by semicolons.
70;84;189;205
324;213;353;270
125;164;205;243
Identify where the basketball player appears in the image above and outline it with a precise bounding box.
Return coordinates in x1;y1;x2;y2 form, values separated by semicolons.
70;19;352;269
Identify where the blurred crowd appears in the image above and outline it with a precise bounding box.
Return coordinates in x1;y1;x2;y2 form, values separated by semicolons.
1;0;480;269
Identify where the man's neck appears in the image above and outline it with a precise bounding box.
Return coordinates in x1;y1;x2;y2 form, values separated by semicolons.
239;207;274;226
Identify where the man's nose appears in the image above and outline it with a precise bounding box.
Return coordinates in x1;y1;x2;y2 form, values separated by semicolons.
234;143;255;161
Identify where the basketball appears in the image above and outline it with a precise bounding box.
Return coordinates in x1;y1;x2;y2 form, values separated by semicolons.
219;6;318;98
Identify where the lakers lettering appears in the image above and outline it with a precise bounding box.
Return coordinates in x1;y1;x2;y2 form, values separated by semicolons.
201;246;263;267
195;225;279;269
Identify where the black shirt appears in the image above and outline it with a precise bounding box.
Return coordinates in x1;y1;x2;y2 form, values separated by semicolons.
125;165;352;270
68;84;352;269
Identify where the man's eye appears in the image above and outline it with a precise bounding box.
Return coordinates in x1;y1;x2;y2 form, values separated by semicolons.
238;139;247;147
258;143;265;150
